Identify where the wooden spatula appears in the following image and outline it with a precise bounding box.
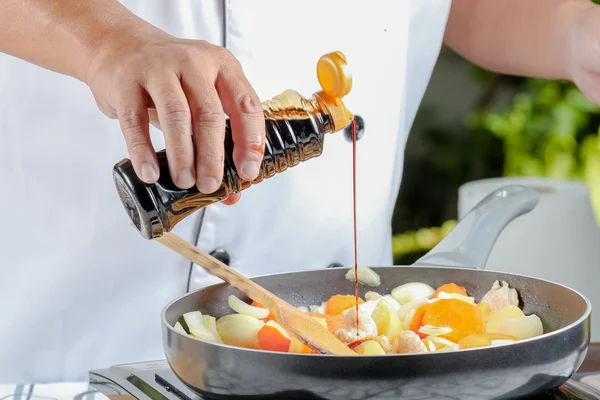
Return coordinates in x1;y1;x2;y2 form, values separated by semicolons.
157;232;355;355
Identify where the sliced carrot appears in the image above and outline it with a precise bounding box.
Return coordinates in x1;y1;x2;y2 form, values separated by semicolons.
432;283;469;299
326;295;364;315
250;300;276;321
419;298;485;343
257;324;291;353
306;312;349;334
409;304;429;339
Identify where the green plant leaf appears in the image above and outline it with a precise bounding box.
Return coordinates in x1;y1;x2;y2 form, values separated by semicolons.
550;102;584;139
565;87;600;113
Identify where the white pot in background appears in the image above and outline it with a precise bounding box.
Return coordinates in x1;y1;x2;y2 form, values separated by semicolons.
458;177;600;340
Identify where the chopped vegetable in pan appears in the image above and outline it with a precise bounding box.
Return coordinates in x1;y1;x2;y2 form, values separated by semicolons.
173;277;544;355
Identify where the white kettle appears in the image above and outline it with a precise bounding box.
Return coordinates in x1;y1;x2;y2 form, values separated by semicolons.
458;177;600;340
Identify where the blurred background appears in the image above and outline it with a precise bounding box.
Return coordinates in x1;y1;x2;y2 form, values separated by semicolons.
392;44;600;265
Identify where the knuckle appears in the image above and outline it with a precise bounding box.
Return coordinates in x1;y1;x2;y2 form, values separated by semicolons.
127;138;149;157
197;152;225;169
245;134;265;148
214;46;236;64
235;92;264;115
168;144;193;164
174;44;195;64
113;61;145;84
193;107;224;129
119;108;146;133
162;99;191;125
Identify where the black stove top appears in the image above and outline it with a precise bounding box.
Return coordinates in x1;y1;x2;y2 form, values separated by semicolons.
90;360;600;400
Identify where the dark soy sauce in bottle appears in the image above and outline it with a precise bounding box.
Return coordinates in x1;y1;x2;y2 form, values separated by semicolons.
113;51;354;239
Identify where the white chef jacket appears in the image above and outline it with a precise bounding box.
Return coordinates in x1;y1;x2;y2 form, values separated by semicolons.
0;0;451;388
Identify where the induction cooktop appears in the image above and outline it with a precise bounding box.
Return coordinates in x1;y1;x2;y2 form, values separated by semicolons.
89;360;600;400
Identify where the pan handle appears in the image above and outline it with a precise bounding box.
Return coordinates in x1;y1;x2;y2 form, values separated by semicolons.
413;185;539;270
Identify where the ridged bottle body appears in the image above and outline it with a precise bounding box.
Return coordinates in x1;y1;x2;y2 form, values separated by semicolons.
113;90;336;239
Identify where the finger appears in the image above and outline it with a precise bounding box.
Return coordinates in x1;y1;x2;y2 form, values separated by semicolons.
222;193;241;206
145;72;196;189
115;84;159;184
147;108;161;131
215;60;265;182
181;74;226;194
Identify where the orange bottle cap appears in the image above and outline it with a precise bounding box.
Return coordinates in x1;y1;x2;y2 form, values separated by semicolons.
317;51;352;98
315;51;354;132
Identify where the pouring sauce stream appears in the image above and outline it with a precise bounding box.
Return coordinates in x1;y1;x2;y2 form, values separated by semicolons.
352;118;359;334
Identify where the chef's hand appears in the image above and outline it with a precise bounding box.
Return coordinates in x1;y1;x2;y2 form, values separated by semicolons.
568;5;600;107
86;30;266;205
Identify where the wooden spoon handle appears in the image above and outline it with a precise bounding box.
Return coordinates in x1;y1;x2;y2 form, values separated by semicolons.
157;232;277;308
157;232;355;355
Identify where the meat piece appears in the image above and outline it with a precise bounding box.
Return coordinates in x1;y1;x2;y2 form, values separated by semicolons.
335;327;368;344
374;335;393;353
392;331;428;354
481;280;519;312
344;306;378;336
335;306;379;344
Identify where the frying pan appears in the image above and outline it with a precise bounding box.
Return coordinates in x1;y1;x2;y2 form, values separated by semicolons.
161;185;591;400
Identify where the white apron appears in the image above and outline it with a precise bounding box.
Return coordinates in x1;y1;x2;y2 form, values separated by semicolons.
0;0;451;385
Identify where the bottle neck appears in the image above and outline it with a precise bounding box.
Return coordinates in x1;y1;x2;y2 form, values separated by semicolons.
262;90;332;130
306;94;337;135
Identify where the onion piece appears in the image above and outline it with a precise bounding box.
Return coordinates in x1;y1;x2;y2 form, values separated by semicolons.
228;295;270;319
403;308;417;328
397;297;428;323
183;311;216;342
493;314;543;340
391;282;435;305
365;291;383;301
418;325;453;336
309;302;328;314
382;295;401;311
345;266;381;287
437;346;458;352
430;336;459;351
216;314;265;349
173;321;188;335
203;315;223;343
486;305;526;333
297;306;309;313
422;337;437;352
436;291;475;304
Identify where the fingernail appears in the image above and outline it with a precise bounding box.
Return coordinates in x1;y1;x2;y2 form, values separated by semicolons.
140;163;159;183
177;169;196;188
241;161;260;180
198;177;219;194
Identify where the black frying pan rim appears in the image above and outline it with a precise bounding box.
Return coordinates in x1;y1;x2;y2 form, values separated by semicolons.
161;265;592;358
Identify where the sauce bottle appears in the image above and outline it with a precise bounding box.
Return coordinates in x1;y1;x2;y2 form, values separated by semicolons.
113;51;354;239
